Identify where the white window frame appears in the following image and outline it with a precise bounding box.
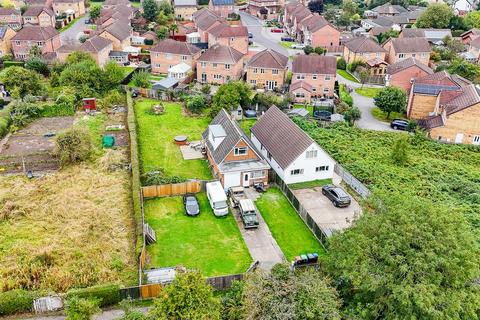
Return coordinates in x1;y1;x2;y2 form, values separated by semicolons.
290;169;304;175
306;150;317;158
250;170;264;178
234;146;248;156
315;165;329;172
398;53;405;58
272;69;278;75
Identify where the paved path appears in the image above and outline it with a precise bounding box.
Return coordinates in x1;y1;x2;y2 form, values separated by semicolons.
337;73;395;132
60;14;89;45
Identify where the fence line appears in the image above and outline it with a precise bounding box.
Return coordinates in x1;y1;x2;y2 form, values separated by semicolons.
142;180;202;198
334;163;371;199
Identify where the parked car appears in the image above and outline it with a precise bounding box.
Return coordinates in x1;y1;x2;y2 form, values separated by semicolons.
239;199;259;229
322;184;351;207
291;43;306;49
131;89;139;98
206;181;228;216
271;28;283;33
313;110;332;121
183;194;200;216
281;36;295;42
228;186;245;208
390;119;409;131
248;32;253;38
84;19;91;24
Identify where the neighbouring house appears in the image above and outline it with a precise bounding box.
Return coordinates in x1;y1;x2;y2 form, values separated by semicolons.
174;0;197;20
11;25;60;60
383;37;430;65
246;48;288;90
247;0;283;20
343;37;387;64
196;44;244;84
461;28;480;44
283;1;311;36
207;23;249;54
290;55;336;103
168;62;192;79
53;0;86;18
22;7;56;28
464;36;480;62
398;28;452;45
102;0;130;9
408;71;480;144
0;8;22;30
250;105;335;184
192;8;224;43
454;0;476;16
150;38;201;74
360;16;403;31
24;0;54;9
208;0;234;18
79;35;113;67
109;50;129;64
371;3;408;16
297;13;340;48
202;109;270;190
0;26;16;57
98;21;132;50
385;57;433;92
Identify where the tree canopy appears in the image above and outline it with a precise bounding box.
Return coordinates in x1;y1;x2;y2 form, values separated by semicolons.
465;10;480;29
325;196;480;319
448;58;480;82
0;66;43;98
211;81;252;116
416;3;453;28
143;0;159;22
373;86;407;119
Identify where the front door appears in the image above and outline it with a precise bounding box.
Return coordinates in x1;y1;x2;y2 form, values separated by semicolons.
201;73;207;83
455;133;464;144
243;173;249;187
267;81;276;90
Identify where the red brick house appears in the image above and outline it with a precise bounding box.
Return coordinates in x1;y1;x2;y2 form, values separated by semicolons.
297;13;340;48
0;8;22;30
11;25;60;60
386;57;433;92
246;49;288;90
22;6;56;28
208;0;234;18
196;44;244;84
383;37;431;66
207;23;249;54
150;38;201;74
192;8;224;43
247;0;284;20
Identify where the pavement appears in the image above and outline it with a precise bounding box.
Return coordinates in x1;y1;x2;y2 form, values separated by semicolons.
60;14;90;45
336;73;396;132
233;188;285;270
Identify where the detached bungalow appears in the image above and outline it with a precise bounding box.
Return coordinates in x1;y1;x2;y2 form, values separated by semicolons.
203;109;270;189
250;105;334;184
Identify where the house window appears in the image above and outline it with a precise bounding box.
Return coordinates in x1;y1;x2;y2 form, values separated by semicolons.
272;69;278;75
165;53;172;59
260;68;265;73
234;147;248;156
295;92;305;98
296;74;305;80
473;135;480;144
213;74;222;80
225;64;230;69
251;170;264;178
324;75;331;81
312;74;317;80
306;150;317;158
155;63;161;67
323;88;329;93
421;53;427;58
253;68;258;73
200;62;206;67
250;79;256;85
315;165;329;172
312;88;316;92
181;55;188;61
155;53;160;57
412;53;416;57
213;63;217;68
376;52;381;58
15;40;20;45
290;169;304;175
398;53;405;58
36;41;44;47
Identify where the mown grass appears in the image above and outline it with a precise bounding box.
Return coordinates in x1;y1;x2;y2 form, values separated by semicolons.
279;41;293;49
371;107;406;122
256;188;325;261
337;69;358;83
144;193;252;275
288;179;332;190
239;119;256;135
355;87;382;98
134;99;212;179
293;104;314;115
0;159;137;292
127;74;165;88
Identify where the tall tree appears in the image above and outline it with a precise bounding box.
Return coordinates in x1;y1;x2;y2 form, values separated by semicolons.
416;3;453;28
89;4;101;20
464;10;480;28
448;58;480;82
374;86;407;119
149;271;220;320
0;66;43;98
143;0;159;22
325;197;480;319
211;81;253;116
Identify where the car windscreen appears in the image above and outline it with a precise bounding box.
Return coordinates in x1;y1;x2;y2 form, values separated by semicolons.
214;201;227;209
186;197;197;205
335;189;349;198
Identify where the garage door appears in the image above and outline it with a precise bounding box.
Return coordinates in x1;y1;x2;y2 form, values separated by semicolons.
223;172;240;190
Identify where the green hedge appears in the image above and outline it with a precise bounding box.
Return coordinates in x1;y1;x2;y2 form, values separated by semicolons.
3;61;24;68
0;289;37;316
0;104;12;138
339;84;353;107
39;103;76;117
66;284;121;307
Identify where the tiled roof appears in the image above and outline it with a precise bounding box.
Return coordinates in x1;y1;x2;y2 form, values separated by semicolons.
469;36;480;48
247;49;288;69
103;0;130;5
389;37;430;53
150;38;200;55
386;57;433;75
291;5;311;23
193;8;223;31
401;28;452;42
208;23;248;37
292;55;336;75
290;80;313;92
417;115;444;129
211;0;234;5
198;44;243;63
251;106;314;169
299;14;331;32
444;84;480;115
461;28;480;37
174;0;196;5
12;25;58;41
372;3;408;14
369;26;391;36
23;6;54;17
366;58;388;67
0;26;9;40
344;37;386;53
80;35;112;52
102;21;132;41
54;0;82;3
0;8;19;15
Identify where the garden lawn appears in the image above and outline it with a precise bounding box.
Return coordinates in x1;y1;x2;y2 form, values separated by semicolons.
239;119;256;134
135;99;212;179
279;41;293;49
144;193;252;275
128;74;165;88
294;104;313;115
371;106;406;122
337;69;358;83
288;179;332;190
355;87;382;98
256;188;325;261
121;66;137;78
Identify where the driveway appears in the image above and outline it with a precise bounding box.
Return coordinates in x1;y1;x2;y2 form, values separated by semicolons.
232;188;285;270
337;73;395;132
292;177;362;234
60;14;89;45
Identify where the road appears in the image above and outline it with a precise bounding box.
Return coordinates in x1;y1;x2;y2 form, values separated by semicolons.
336;73;395;132
60;14;89;45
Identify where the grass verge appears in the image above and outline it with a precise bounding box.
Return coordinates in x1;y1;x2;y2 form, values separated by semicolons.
134;98;212;179
355;87;382;98
279;41;293;49
256;187;325;261
288;179;332;190
371;107;406;122
144;193;252;275
337;69;358;83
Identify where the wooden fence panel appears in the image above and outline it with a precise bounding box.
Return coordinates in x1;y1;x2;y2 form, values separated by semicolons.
142;181;202;198
139;247;147;269
140;284;162;299
206;274;244;290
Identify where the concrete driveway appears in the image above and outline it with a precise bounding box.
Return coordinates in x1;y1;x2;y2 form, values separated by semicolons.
292;184;362;234
60;14;89;45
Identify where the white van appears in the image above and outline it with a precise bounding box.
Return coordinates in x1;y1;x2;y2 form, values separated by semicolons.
206;181;229;217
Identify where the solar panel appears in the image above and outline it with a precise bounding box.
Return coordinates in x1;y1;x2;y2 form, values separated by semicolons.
413;84;459;95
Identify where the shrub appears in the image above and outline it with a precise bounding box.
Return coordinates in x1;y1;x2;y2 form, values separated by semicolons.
66;284;121;307
336;57;346;70
54;127;93;165
0;289;36;316
3;61;24;68
185;95;207;114
25;57;50;76
65;296;100;320
339;84;353;107
0;103;12;138
303;45;314;55
391;135;409;165
141;168;187;186
131;71;150;88
10;97;43;129
201;84;211;95
144;39;154;45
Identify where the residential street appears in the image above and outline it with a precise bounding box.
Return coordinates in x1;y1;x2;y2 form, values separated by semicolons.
60;15;89;45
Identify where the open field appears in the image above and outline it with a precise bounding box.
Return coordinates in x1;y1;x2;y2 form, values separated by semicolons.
371;107;406;122
0;158;136;292
134;99;212;179
144;193;252;275
256;188;325;261
355;87;382;98
296;121;480;234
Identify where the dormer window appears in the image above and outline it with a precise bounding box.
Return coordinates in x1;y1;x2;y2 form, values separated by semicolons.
234;147;248;156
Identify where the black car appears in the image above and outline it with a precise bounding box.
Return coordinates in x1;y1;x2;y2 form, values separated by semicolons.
390;119;409;131
248;32;253;38
322;185;351;207
313;110;332;121
183;194;200;216
281;36;295;42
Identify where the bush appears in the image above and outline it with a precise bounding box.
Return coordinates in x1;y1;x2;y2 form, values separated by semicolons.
336;57;346;70
0;289;36;316
185;95;207;114
339;84;353;107
3;61;24;68
201;84;211;95
66;284;121;307
131;71;150;88
141;168;187;186
144;39;154;45
0;103;12;138
65;296;100;320
40;93;76;117
10;97;43;129
54;127;93;165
